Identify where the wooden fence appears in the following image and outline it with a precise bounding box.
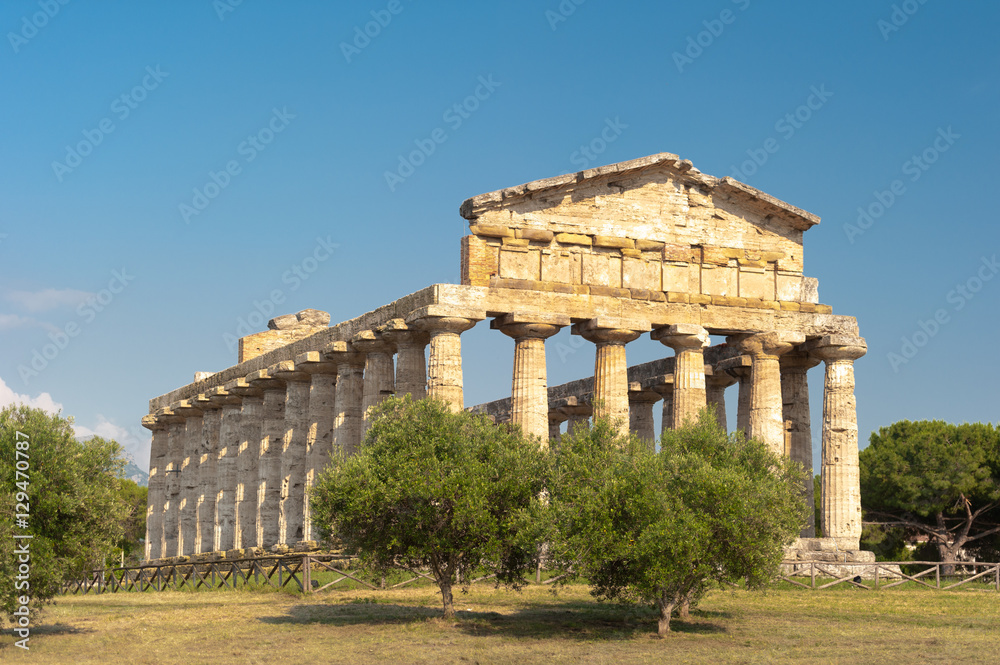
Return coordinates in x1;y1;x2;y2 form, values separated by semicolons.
61;556;1000;595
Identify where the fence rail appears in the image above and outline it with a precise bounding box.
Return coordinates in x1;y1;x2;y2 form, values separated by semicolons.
61;557;1000;595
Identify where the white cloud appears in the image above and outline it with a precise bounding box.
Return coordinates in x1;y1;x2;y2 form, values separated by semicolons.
0;375;63;413
75;414;151;470
6;288;93;313
0;313;50;331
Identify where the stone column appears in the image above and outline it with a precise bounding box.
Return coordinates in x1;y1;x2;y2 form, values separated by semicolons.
808;335;867;551
574;318;649;435
718;355;753;436
196;394;220;554
161;409;185;558
325;341;366;455
248;369;287;550
141;414;169;560
780;352;820;537
382;319;429;399
494;313;568;447
705;368;737;432
225;377;263;550
411;315;480;412
652;324;710;429
651;381;674;439
628;384;661;447
270;361;311;545
294;351;339;543
353;330;396;433
735;332;805;456
558;398;592;435
209;386;241;552
548;410;567;442
174;399;204;556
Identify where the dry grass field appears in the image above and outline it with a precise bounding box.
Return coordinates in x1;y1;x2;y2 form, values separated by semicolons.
3;581;999;664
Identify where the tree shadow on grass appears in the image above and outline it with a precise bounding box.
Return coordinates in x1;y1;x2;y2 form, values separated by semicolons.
259;599;729;640
6;622;89;637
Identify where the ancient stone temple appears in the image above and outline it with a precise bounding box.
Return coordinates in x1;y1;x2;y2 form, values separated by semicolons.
143;152;868;564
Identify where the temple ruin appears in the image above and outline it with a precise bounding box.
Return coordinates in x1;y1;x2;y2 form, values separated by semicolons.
143;152;870;565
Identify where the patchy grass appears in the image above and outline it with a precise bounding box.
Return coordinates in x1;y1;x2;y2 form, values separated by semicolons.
3;582;999;664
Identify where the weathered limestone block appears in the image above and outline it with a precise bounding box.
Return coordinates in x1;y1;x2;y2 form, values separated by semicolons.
461;234;500;287
248;369;287;550
269;309;332;330
701;264;737;297
540;250;579;285
294;351;338;542
573;317;650;435
738;266;776;300
622;257;661;291
581;253;622;288
224;377;263;550
498;248;541;281
493;313;568;447
141;414;169;560
808;335;867;551
781;352;821;538
652;324;709;429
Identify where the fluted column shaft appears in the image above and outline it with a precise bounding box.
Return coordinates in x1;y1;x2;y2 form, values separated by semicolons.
781;353;820;538
142;415;169;560
628;390;660;446
653;324;710;429
327;343;366;456
178;405;204;556
706;371;737;433
730;365;751;435
254;378;287;549
213;395;241;552
416;316;478;412
652;383;674;438
735;332;804;457
228;383;263;550
162;418;185;557
383;323;429;399
811;337;867;550
196;403;221;553
354;333;396;434
280;377;310;544
295;351;338;543
577;319;646;435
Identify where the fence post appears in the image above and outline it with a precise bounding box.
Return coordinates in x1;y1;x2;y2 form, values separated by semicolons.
935;564;940;589
303;556;311;594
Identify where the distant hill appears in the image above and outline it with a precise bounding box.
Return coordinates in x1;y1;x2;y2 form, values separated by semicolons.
123;460;149;487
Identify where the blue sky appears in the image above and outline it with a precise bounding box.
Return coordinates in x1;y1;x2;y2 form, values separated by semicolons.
1;0;997;470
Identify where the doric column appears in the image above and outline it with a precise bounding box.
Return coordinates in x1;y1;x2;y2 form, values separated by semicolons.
196;394;220;554
628;384;661;447
574;318;649;435
558;398;592;435
780;351;821;538
651;381;674;438
382;319;429;399
248;369;287;550
209;386;241;552
718;355;753;435
734;332;805;456
141;413;169;560
160;408;185;557
652;324;710;429
325;341;366;455
353;330;396;433
270;361;311;545
411;314;480;412
548;410;567;441
224;377;263;550
808;335;867;551
493;313;569;447
705;368;737;432
294;351;339;543
174;399;204;556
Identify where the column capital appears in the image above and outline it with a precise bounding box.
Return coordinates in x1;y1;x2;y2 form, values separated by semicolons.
548;409;569;426
351;330;397;356
322;341;367;369
731;331;805;359
154;406;184;425
628;383;662;405
651;323;710;350
381;318;430;347
207;386;242;408
410;315;479;336
224;377;263;398
293;351;339;375
716;354;752;380
572;317;649;345
492;312;569;340
806;335;867;363
267;360;311;383
247;369;286;391
779;350;822;373
142;414;168;431
171;399;204;418
196;393;223;410
705;366;738;389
